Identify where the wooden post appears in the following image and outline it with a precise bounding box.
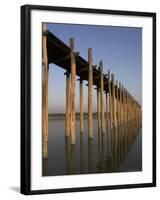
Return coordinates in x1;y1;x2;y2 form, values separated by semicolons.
100;61;105;133
88;48;93;138
97;89;101;130
122;86;124;124
42;23;49;159
108;70;112;129
124;89;127;123
80;79;84;133
126;91;128;123
116;80;118;127
119;82;122;125
111;74;116;128
122;85;124;124
106;92;108;129
65;72;70;136
70;38;76;144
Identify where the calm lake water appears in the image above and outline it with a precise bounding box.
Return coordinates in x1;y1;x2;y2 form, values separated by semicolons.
43;116;142;176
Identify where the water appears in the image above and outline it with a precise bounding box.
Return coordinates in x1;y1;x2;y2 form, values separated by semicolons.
43;116;142;176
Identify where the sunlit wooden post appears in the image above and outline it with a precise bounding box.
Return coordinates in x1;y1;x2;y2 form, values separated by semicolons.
42;23;49;159
88;48;93;138
80;79;84;133
122;85;124;124
70;38;76;144
97;88;101;130
111;74;116;128
105;92;108;129
100;61;105;133
126;91;128;123
119;82;122;125
65;71;70;136
116;80;118;127
108;70;112;129
124;89;127;123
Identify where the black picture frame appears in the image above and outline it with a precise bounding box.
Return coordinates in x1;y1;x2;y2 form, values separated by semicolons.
21;4;156;195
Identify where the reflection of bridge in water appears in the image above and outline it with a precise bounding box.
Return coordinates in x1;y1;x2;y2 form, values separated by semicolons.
42;22;142;173
43;118;142;175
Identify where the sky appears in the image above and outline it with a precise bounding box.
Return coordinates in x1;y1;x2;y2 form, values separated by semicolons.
46;23;142;114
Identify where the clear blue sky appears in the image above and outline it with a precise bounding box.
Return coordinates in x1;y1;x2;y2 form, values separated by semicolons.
46;23;142;114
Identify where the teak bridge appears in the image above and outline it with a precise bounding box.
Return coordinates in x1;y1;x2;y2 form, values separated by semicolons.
42;24;142;159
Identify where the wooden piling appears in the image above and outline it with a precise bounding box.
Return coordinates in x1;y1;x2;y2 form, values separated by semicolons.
116;80;118;127
80;79;84;133
100;61;105;133
123;89;127;123
88;48;93;138
70;38;76;144
119;82;122;125
106;92;108;129
111;74;116;128
97;89;101;130
65;72;70;136
108;70;112;129
121;85;124;124
42;23;49;159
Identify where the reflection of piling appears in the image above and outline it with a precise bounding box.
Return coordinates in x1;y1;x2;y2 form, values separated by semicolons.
88;138;93;173
70;144;76;174
65;136;71;174
43;158;48;176
80;134;84;173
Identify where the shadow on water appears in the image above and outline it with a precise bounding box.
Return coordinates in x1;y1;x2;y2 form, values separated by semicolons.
43;117;142;176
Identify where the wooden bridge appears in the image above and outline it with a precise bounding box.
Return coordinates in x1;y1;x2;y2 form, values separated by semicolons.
42;24;142;159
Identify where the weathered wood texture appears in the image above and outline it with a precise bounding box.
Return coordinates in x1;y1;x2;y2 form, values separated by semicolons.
88;48;93;138
97;89;101;130
100;61;105;133
42;23;49;159
70;38;76;144
80;79;84;133
65;72;70;136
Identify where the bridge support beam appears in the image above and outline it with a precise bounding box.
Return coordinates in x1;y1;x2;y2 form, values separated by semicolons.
70;38;76;144
42;23;49;159
100;61;105;133
111;74;116;128
108;70;112;129
65;72;70;136
119;82;122;125
80;79;84;133
105;92;108;129
97;89;101;130
116;80;119;127
88;48;93;138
